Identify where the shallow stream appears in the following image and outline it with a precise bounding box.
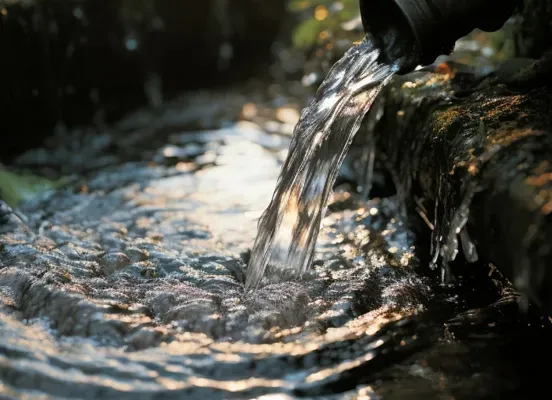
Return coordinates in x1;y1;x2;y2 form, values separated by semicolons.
1;47;551;400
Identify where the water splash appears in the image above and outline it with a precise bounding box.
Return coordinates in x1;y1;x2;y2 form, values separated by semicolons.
246;35;404;290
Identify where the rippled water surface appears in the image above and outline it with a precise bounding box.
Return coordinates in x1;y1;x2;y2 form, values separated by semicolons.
0;86;433;399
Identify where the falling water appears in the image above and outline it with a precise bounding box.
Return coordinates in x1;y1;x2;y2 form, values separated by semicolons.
246;33;412;290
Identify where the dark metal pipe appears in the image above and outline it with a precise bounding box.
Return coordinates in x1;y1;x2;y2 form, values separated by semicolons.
360;0;521;67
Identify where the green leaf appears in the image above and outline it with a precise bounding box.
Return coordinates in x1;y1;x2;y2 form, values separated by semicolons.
0;168;58;207
293;18;324;49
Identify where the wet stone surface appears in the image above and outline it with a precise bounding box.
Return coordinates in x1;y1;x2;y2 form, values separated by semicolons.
0;85;551;399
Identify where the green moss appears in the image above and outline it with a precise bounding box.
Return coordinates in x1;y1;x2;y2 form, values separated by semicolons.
432;107;462;135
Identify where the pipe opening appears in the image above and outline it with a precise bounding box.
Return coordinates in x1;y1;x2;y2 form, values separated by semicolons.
359;0;421;69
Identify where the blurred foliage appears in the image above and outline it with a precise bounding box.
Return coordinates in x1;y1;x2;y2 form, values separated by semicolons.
0;168;58;207
289;0;363;49
458;23;518;62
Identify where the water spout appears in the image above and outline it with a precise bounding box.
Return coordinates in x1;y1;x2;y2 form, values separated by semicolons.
359;0;521;69
245;35;403;291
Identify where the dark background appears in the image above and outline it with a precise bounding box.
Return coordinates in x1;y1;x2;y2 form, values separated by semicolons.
0;1;295;160
1;0;549;163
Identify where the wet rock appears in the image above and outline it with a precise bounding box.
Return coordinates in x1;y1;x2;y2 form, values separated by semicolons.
355;55;552;311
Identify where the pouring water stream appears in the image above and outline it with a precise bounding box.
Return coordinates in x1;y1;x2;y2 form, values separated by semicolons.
246;32;413;290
